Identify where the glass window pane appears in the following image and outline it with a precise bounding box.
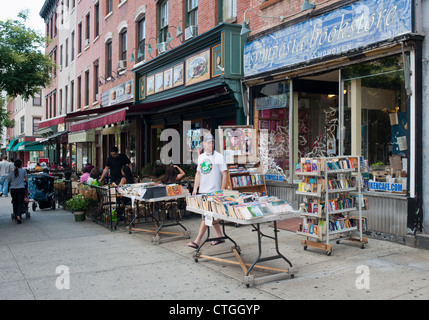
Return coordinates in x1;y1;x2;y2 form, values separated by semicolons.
341;54;406;169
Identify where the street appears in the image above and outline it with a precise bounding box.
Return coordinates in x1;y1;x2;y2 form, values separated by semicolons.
1;195;429;301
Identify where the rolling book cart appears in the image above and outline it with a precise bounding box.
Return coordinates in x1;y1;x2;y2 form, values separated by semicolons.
296;156;368;255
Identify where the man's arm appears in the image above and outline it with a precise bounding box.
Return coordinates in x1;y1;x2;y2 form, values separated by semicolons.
99;166;109;182
220;170;228;190
192;171;201;195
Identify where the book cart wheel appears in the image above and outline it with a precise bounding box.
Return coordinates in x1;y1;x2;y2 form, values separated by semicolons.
303;245;308;250
326;250;332;256
361;243;366;249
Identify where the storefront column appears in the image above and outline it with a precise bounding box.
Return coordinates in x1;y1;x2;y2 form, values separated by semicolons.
292;91;299;182
351;79;362;156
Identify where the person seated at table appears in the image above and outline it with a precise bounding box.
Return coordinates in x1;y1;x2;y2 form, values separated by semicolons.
161;164;185;184
80;167;90;183
87;168;100;186
35;163;42;172
119;165;136;185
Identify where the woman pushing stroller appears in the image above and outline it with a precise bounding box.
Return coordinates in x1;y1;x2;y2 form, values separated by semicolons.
8;159;28;224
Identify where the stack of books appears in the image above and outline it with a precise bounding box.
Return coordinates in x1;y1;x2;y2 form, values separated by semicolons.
186;191;294;220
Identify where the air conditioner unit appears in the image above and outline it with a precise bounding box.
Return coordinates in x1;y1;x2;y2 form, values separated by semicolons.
184;25;198;40
84;38;90;47
158;42;168;54
117;60;127;71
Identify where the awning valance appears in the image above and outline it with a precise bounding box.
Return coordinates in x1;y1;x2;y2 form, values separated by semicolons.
40;131;69;143
38;115;66;129
70;108;128;133
17;141;44;152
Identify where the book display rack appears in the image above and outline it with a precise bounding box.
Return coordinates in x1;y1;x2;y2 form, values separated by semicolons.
225;161;267;195
296;156;368;255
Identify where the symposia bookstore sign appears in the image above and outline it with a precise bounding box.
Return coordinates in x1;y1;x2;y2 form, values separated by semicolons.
243;0;412;77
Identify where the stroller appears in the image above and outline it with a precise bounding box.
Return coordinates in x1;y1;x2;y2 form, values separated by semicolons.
32;174;56;211
11;181;30;221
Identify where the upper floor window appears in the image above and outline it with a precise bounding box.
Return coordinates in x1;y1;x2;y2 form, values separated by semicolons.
106;0;113;15
85;13;90;44
33;91;42;106
159;0;169;43
95;3;100;38
221;0;236;21
120;29;127;61
106;40;112;78
137;18;145;62
187;0;198;27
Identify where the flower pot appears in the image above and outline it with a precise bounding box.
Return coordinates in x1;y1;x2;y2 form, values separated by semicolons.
74;211;86;222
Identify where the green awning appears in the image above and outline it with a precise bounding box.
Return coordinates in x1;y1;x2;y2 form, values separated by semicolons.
14;141;44;152
11;141;26;152
21;141;44;152
6;138;18;151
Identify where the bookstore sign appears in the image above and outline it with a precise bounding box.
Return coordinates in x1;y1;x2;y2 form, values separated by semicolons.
243;0;412;77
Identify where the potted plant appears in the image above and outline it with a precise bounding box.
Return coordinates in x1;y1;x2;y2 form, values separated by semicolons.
66;194;89;222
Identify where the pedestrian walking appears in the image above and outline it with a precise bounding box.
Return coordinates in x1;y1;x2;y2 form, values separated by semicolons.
187;134;228;248
0;155;11;197
8;159;28;224
99;146;132;185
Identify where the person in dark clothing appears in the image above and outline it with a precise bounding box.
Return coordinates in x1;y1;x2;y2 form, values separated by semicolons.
161;165;185;184
99;146;132;185
8;159;28;224
119;165;136;185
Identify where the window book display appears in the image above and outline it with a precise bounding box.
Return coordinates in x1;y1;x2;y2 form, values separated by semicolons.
296;156;368;255
230;174;264;188
186;191;293;220
225;161;267;194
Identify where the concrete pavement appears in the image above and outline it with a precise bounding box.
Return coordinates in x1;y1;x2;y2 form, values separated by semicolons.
1;195;429;300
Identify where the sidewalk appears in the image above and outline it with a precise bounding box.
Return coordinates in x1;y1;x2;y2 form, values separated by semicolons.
1;195;429;300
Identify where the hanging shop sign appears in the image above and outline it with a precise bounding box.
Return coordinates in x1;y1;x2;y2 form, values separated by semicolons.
243;0;412;77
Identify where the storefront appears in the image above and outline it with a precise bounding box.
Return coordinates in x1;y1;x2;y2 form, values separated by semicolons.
65;101;132;172
131;23;247;170
242;0;423;241
36;115;68;165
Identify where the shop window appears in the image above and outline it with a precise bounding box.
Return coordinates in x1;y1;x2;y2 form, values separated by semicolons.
341;54;407;185
253;81;290;180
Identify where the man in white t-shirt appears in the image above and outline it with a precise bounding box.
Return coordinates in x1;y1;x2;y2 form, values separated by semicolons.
188;134;227;248
0;155;11;197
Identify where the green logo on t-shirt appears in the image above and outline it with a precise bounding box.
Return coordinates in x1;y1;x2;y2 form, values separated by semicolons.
200;159;213;174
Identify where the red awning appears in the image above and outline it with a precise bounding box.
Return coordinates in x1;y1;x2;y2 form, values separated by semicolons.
65;100;132;121
70;108;128;132
38;115;66;129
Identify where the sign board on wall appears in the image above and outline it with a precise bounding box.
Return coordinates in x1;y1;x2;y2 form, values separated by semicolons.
243;0;412;77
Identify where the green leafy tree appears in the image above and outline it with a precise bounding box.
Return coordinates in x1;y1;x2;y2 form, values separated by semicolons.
0;10;53;99
0;95;15;138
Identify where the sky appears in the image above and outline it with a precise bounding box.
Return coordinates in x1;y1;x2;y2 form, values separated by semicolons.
0;0;46;34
